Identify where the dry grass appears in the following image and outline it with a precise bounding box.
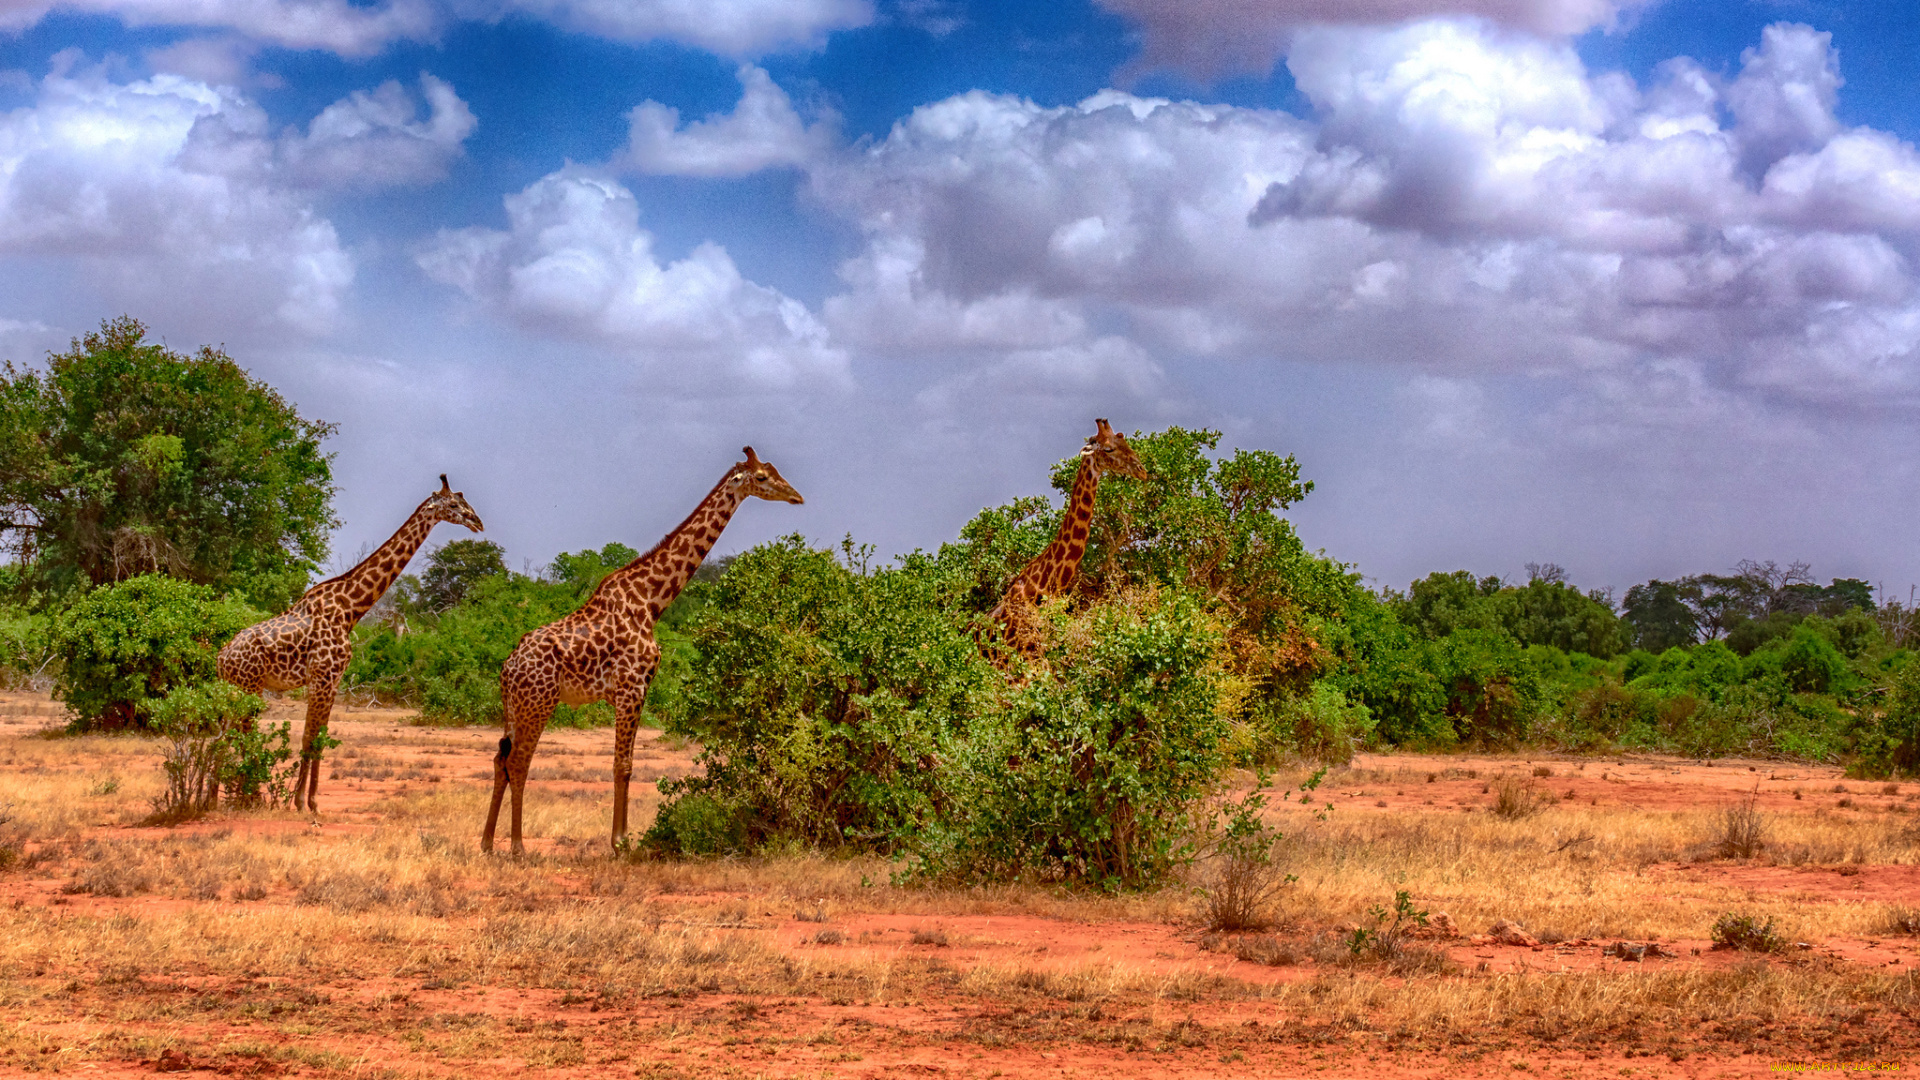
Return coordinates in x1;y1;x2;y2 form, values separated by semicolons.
1711;786;1770;859
1490;775;1555;819
1245;786;1916;943
2;721;1919;1074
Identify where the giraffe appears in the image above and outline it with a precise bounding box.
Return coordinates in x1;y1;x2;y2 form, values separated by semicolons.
482;447;803;855
988;419;1149;658
218;476;485;812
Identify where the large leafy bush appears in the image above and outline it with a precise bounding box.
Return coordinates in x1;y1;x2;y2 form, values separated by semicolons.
48;574;261;730
648;537;987;854
915;587;1234;888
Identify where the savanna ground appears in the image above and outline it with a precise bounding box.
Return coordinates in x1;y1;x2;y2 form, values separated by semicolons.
0;692;1916;1079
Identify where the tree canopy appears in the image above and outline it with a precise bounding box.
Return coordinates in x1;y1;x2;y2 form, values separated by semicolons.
1393;568;1627;659
0;317;337;609
414;539;508;614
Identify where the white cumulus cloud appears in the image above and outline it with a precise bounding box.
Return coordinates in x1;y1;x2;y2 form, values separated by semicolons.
813;88;1317;354
802;19;1920;414
479;0;872;55
0;54;354;335
276;73;476;188
620;65;832;177
0;0;437;56
416;167;848;388
2;0;871;61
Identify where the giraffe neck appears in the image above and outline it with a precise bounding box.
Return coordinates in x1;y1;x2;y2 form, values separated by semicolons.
324;499;440;621
600;473;746;625
1026;452;1101;594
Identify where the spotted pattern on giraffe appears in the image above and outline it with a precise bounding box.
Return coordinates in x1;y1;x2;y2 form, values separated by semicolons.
989;419;1149;659
217;476;485;812
482;447;804;856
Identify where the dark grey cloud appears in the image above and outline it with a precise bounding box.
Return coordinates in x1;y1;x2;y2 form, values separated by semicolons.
1093;0;1658;80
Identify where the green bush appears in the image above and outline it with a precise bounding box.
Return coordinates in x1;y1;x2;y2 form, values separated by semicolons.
914;587;1233;888
1853;660;1920;778
649;536;985;854
146;680;288;819
1428;629;1545;745
652;536;1240;890
47;574;261;730
1235;679;1374;766
1710;911;1788;953
1771;624;1850;695
0;603;52;689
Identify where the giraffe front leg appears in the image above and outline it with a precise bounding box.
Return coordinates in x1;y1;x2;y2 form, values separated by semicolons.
610;683;650;851
296;661;345;814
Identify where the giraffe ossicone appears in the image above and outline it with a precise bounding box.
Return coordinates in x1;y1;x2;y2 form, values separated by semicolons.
988;419;1148;660
483;446;804;856
217;476;485;813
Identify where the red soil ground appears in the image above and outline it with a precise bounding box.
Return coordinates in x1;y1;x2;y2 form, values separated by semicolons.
2;694;1915;1078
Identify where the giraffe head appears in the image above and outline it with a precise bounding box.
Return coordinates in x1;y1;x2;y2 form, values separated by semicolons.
425;474;486;532
1083;419;1149;481
726;447;805;504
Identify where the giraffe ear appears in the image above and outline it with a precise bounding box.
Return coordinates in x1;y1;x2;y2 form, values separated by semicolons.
439;474;450;492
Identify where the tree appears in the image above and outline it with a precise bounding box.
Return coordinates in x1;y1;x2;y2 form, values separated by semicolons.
0;317;337;609
1393;571;1507;640
1393;569;1626;658
1505;576;1628;658
1622;580;1700;652
414;539;507;613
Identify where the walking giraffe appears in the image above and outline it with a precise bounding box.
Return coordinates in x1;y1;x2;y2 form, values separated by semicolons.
483;447;803;855
988;419;1149;658
218;476;485;811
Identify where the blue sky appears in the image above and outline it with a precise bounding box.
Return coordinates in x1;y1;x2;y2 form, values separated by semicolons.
3;0;1920;597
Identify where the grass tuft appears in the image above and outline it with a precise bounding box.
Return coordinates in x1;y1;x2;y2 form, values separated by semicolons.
1712;788;1768;859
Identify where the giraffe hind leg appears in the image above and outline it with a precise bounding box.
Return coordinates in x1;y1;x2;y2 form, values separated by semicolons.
482;736;511;854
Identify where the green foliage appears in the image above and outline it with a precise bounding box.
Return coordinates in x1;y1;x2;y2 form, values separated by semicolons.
1628;640;1743;703
648;536;987;854
1622;580;1700;652
0;602;52;689
1395;570;1626;658
1710;911;1788;954
1347;890;1430;958
1393;571;1505;639
916;587;1234;888
1241;680;1374;766
0;317;337;609
413;539;507;614
47;574;262;730
1426;629;1546;745
1765;623;1851;695
1853;658;1920;779
146;680;292;819
1337;591;1448;745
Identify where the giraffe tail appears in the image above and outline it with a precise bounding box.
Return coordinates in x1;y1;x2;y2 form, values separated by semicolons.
496;736;511;762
